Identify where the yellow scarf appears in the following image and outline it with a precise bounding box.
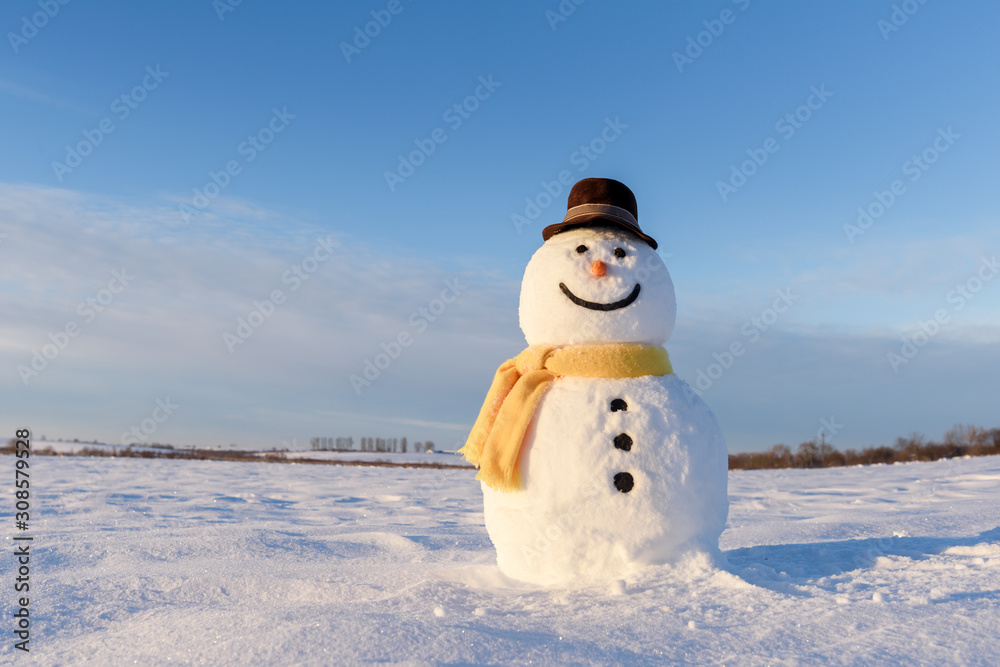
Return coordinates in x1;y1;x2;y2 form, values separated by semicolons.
459;344;673;492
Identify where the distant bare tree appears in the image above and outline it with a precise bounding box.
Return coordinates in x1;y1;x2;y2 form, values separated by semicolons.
818;442;844;467
893;432;925;461
770;444;792;467
795;441;819;468
944;424;988;449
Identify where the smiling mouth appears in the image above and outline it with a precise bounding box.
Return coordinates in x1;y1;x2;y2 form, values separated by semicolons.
558;283;641;311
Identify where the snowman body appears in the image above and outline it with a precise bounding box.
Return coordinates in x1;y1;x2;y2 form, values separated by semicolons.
481;227;728;585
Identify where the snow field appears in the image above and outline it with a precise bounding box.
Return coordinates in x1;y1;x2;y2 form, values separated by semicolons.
3;453;999;665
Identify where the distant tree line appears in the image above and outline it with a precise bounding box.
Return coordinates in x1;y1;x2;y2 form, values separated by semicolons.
729;424;1000;470
0;441;470;469
309;436;436;453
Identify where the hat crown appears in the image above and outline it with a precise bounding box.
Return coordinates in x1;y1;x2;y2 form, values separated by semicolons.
567;178;637;220
541;177;657;249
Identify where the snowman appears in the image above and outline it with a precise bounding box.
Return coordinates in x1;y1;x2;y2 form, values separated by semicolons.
460;178;728;585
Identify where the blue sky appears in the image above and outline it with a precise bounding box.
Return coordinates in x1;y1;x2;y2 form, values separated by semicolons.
1;0;998;452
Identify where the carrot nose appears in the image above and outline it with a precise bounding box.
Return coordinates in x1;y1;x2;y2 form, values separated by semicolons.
591;260;607;277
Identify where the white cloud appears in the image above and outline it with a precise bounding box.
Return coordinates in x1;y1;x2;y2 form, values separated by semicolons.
318;411;471;431
2;183;996;453
0;183;518;448
0;79;93;114
679;231;1000;334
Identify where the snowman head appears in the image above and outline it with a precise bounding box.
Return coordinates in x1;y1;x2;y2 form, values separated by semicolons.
519;226;676;347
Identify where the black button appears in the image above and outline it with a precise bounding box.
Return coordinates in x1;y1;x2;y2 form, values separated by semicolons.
614;433;632;451
614;472;634;493
610;398;627;412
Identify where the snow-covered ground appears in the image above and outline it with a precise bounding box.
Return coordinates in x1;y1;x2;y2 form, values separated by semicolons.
4;453;1000;665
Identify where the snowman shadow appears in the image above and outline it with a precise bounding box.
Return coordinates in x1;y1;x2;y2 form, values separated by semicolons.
723;526;1000;596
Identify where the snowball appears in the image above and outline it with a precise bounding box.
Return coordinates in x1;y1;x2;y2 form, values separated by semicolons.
482;375;728;585
519;228;676;346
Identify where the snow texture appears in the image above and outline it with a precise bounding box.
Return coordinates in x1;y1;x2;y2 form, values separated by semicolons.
5;454;1000;665
518;228;676;347
483;226;727;584
482;375;728;585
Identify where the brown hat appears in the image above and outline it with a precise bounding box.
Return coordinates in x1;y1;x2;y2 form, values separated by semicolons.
542;178;658;249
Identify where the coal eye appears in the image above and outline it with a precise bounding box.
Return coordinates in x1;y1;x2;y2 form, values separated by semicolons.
614;248;626;258
576;245;588;254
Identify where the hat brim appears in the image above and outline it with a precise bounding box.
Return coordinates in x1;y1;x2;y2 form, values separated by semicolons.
542;214;658;250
